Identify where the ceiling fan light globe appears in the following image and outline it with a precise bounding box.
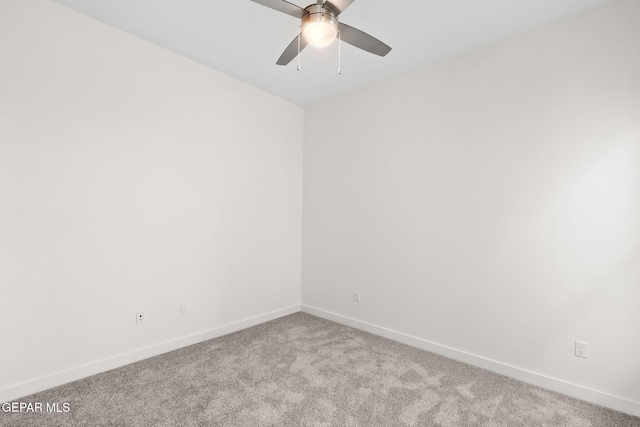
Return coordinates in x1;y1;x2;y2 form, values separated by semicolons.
303;22;337;46
301;9;338;47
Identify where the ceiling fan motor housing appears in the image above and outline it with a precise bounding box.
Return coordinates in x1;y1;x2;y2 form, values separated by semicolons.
302;4;338;46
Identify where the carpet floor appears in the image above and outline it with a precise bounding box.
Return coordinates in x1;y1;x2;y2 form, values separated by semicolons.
1;312;639;426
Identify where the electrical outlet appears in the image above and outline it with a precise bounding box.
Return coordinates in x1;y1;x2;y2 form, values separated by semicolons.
575;341;588;358
180;304;188;316
354;292;361;303
136;312;144;325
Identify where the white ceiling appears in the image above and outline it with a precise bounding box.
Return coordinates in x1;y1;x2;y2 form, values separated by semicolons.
52;0;622;107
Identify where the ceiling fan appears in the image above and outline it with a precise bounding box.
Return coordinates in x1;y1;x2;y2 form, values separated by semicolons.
250;0;391;66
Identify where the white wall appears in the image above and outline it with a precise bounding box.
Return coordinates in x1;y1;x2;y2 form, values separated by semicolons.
0;0;302;398
303;0;640;414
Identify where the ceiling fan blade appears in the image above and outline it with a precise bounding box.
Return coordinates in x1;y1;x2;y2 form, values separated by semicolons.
276;34;309;65
338;22;391;57
324;0;355;16
250;0;309;19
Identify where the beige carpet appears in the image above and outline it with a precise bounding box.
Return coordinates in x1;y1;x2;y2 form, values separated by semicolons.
1;312;639;426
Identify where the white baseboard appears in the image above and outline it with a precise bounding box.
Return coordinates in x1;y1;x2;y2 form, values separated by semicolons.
301;304;640;418
0;304;300;403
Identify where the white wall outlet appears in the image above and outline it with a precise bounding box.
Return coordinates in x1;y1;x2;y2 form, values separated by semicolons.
354;292;361;303
136;312;145;325
575;341;588;358
180;303;188;316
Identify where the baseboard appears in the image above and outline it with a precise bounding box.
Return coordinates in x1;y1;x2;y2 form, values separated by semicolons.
0;304;301;403
301;304;640;418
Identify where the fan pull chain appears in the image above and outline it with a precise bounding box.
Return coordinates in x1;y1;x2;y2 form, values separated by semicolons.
338;30;341;75
297;31;301;71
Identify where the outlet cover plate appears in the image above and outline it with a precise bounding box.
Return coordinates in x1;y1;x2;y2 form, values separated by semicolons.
575;341;588;358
